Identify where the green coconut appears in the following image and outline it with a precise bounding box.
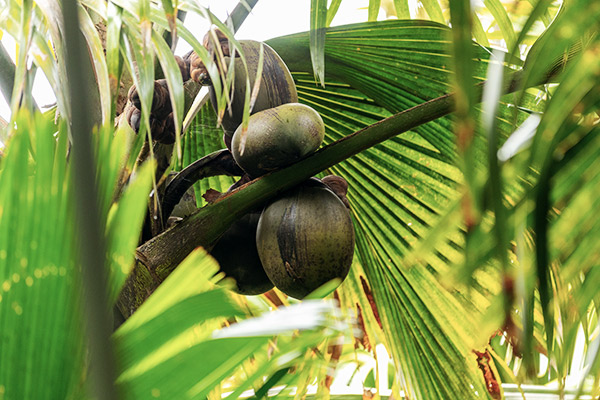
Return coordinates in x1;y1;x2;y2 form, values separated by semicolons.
231;103;325;177
210;213;274;295
256;179;355;299
209;40;298;137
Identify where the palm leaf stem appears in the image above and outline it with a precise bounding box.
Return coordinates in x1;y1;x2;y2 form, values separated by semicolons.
161;149;243;225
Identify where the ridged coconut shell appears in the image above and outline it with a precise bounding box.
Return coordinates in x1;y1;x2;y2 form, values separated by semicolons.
256;180;355;299
210;40;298;136
231;103;325;177
210;213;273;295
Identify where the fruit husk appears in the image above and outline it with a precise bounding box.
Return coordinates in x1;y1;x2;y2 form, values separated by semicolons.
211;212;274;295
231;103;325;177
209;40;298;136
256;179;355;299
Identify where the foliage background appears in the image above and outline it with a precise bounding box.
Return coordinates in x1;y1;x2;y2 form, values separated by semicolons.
0;0;599;399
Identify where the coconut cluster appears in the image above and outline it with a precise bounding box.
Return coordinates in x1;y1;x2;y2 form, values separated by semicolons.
129;32;356;299
202;38;355;299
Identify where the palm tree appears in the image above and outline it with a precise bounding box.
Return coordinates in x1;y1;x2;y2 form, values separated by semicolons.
0;0;599;399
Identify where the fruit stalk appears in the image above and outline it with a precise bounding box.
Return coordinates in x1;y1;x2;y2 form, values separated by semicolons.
161;149;243;225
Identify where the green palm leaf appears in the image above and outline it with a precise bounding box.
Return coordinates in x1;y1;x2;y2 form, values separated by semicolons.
310;0;327;85
550;128;600;374
482;0;516;49
263;20;547;398
420;0;445;23
293;73;491;398
0;112;153;398
173;20;543;398
0;114;83;400
115;248;347;399
79;3;112;123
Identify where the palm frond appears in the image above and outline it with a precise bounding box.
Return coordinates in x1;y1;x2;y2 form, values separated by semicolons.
0;112;151;398
265;21;543;397
115;248;348;399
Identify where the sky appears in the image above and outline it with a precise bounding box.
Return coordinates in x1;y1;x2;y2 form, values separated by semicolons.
0;0;371;122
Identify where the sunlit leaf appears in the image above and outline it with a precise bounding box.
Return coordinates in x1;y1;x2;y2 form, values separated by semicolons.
483;0;516;49
420;0;445;23
368;0;381;21
392;0;410;20
0;113;83;400
106;1;124;118
310;0;327;86
326;0;343;27
0;111;151;399
78;3;111;123
521;0;600;91
105;157;154;304
115;249;345;399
